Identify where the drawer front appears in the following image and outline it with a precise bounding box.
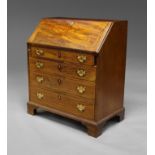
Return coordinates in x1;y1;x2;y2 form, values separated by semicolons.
29;57;96;82
29;46;95;66
30;72;95;99
30;87;94;120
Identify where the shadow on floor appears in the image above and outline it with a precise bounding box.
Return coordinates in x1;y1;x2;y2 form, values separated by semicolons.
36;109;86;132
35;109;123;135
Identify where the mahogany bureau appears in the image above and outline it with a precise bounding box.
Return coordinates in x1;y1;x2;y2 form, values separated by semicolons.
27;17;128;137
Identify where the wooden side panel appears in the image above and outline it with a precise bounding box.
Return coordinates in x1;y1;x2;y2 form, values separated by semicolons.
95;21;128;121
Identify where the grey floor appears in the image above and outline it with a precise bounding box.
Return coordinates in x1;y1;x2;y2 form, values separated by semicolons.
8;58;146;155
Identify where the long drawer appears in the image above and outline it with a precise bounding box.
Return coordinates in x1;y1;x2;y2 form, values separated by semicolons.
29;57;96;81
29;46;95;66
29;72;95;99
30;87;94;120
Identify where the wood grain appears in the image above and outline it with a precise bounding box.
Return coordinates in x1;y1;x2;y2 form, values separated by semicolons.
30;87;94;120
29;72;95;99
29;57;96;81
28;18;112;52
95;21;127;121
30;46;95;66
27;18;128;137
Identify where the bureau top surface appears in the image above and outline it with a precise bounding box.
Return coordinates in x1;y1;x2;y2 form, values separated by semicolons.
28;18;113;53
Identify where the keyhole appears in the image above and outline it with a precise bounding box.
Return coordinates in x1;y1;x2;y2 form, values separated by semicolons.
58;64;62;71
57;79;61;85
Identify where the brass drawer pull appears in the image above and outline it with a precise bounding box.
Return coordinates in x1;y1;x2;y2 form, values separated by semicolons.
77;55;87;63
77;104;85;112
77;85;86;94
37;92;44;99
36;76;44;83
36;62;44;68
77;69;86;77
35;49;44;56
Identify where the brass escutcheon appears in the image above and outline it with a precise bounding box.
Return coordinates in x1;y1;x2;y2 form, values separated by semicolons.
58;95;61;100
57;79;62;85
57;64;62;71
